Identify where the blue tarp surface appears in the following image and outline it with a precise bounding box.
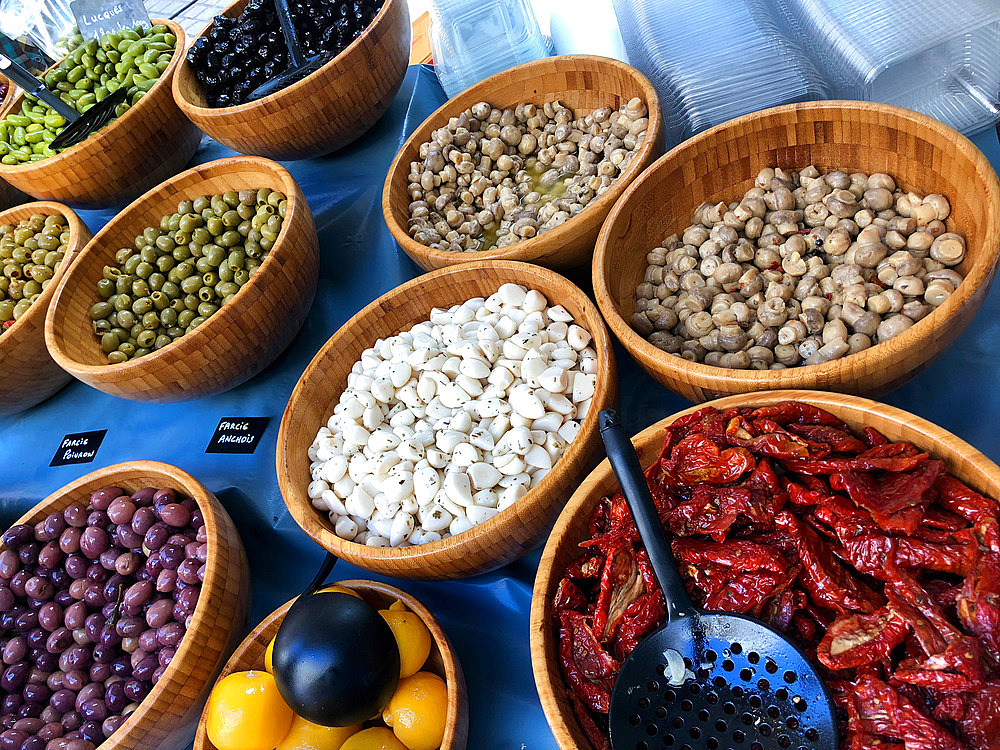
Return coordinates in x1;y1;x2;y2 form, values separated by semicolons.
2;64;1000;748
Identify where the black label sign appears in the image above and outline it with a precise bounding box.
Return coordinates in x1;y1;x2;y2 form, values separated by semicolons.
206;418;270;455
70;0;151;41
50;430;108;467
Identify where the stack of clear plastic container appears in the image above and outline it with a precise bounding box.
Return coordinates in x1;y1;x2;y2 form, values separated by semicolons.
766;0;1000;135
429;0;550;99
613;0;830;146
614;0;1000;143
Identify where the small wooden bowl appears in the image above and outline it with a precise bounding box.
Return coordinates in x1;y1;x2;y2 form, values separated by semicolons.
8;460;250;750
594;100;1000;403
0;201;91;414
0;21;201;210
277;260;616;579
382;55;665;272
172;0;410;160
193;578;468;750
530;389;1000;750
44;156;319;403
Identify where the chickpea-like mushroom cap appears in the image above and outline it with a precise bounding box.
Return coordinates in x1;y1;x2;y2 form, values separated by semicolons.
929;232;966;266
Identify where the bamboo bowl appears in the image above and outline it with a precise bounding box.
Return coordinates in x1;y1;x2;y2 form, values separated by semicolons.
277;260;616;579
0;20;201;210
172;0;410;160
530;389;1000;750
7;460;250;750
44;156;319;403
594;100;1000;403
193;578;468;750
382;55;665;272
0;201;91;414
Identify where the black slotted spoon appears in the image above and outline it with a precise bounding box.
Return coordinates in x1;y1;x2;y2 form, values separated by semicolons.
598;410;838;750
0;35;127;151
245;0;334;102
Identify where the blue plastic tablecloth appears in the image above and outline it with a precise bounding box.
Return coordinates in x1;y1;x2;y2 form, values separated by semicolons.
2;65;1000;748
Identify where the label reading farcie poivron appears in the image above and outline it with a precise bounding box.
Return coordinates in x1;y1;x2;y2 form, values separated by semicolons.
70;0;151;41
50;430;108;467
206;418;270;455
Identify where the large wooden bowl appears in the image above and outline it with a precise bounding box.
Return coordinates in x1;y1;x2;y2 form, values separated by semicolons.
0;201;91;414
382;55;665;272
9;460;250;750
193;578;468;750
530;389;1000;750
44;156;319;402
277;260;616;579
172;0;410;160
0;21;201;210
594;100;1000;402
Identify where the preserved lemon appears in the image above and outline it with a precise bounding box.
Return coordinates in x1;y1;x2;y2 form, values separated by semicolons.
339;727;408;750
276;714;360;750
205;670;294;750
383;672;448;750
379;605;431;678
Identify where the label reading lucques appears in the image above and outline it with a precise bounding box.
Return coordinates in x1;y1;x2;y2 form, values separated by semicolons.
50;430;108;467
71;0;151;40
206;418;270;455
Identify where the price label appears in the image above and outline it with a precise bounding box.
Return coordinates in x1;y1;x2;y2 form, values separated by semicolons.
206;418;270;455
50;430;108;467
70;0;151;41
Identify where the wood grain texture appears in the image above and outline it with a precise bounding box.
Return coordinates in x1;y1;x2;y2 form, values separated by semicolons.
530;389;1000;750
9;460;250;750
0;201;91;414
382;55;665;273
172;0;410;161
193;579;468;750
593;100;1000;402
44;156;320;402
276;260;616;579
0;20;201;210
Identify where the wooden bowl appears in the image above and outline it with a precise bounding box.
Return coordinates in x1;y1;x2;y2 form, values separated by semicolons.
382;55;665;272
0;21;201;210
193;578;468;750
277;260;616;579
530;389;1000;750
44;156;319;403
172;0;410;160
9;460;250;750
594;100;1000;402
0;201;91;414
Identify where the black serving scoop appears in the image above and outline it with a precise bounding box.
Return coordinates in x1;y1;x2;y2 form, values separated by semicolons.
245;0;334;102
598;410;838;750
0;37;127;151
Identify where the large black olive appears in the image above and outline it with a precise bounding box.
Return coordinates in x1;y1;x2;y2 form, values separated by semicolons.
271;591;399;727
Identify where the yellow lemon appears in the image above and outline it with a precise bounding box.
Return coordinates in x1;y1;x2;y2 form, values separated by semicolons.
379;609;431;678
384;672;448;750
264;636;275;674
275;714;361;750
318;585;362;598
205;670;294;750
338;727;408;750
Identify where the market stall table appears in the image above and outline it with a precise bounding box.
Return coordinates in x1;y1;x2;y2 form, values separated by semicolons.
2;65;1000;748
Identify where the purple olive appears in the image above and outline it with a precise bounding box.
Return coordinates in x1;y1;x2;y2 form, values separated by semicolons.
142;524;168;553
158;545;183;571
43;515;67;542
83;513;107;531
89;488;123;511
97;549;118;573
129;507;156;537
144;599;173;630
113;553;140;577
37;543;63;571
77;699;106;724
114;526;142;551
0;588;13;613
130;488;156;507
0;553;20;580
122;679;148;702
23;682;50;705
17;544;39;567
87;663;110;684
155;569;176;594
83;565;107;585
50;576;70;595
0;729;28;750
60;710;81;731
192;510;205;531
33;652;56;673
158;504;191;529
14;611;37;634
75;724;100;746
44;630;72;654
101;714;124;738
132;656;157;683
77;530;108;562
151;489;175;508
38;604;62;634
110;658;129;679
90;645;114;666
62;555;86;581
24;577;53;601
2;527;33;551
105;499;135;527
62;507;86;530
14;701;39;719
57;529;80;557
37;722;62;740
176;560;200;586
2;638;26;666
45;672;63;692
81;587;102;610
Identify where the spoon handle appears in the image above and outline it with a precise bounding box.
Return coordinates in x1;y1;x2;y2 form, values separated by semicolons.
271;0;308;68
0;45;78;122
599;409;695;622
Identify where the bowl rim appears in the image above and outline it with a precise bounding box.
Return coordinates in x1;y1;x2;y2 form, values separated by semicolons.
43;155;304;377
172;0;402;117
276;259;614;568
0;19;186;178
9;459;235;747
592;98;1000;393
192;577;468;750
0;200;89;345
381;53;664;266
529;388;1000;750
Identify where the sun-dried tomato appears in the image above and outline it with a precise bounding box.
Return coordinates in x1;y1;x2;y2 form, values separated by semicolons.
831;460;942;534
613;590;665;661
957;552;1000;666
661;433;756;486
750;401;850;429
671;538;789;574
863;427;890;447
840;534;978;579
776;511;883;614
566;691;612;750
725;416;823;459
845;675;965;750
957;681;1000;750
591;541;643;642
558;611;617;713
704;570;783;614
554;578;589;613
784;452;929;475
817;606;910;670
893;638;985;693
666;485;771;540
788;423;868;454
